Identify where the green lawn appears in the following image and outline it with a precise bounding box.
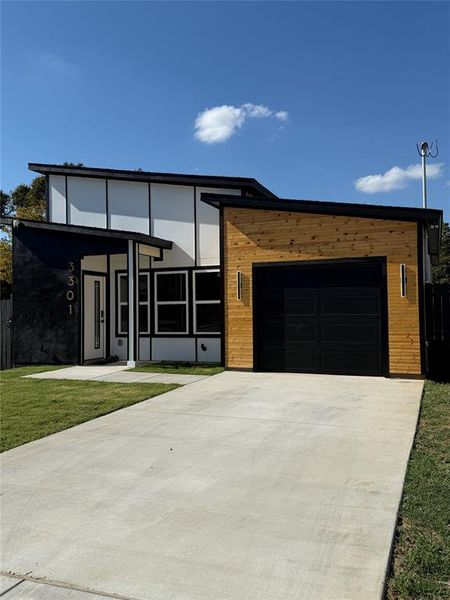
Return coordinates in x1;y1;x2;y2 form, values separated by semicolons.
130;362;225;376
0;365;178;453
386;381;450;600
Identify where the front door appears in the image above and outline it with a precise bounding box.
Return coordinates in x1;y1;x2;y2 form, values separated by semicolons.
83;274;106;361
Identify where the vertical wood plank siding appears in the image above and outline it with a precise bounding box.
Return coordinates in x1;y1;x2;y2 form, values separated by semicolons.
223;208;421;375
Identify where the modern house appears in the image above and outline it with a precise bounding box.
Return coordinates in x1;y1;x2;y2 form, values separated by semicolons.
3;162;443;378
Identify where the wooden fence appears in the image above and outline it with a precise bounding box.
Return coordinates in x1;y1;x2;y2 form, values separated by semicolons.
1;297;12;370
425;283;450;381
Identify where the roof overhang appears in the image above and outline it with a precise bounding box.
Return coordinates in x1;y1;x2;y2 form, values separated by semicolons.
0;217;173;251
28;162;277;199
201;193;444;259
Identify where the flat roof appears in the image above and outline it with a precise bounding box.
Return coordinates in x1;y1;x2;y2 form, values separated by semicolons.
28;163;277;199
0;217;173;249
200;193;443;225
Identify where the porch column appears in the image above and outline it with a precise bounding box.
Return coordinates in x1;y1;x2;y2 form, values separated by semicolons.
127;240;137;367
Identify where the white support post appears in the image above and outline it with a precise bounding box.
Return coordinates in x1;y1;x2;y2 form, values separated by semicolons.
127;240;136;368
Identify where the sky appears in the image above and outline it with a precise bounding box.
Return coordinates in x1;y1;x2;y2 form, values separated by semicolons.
1;1;449;219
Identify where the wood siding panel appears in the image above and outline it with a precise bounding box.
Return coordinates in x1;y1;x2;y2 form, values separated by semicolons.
224;208;421;375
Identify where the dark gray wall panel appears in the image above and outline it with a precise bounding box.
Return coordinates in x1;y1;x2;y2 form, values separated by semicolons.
12;226;126;365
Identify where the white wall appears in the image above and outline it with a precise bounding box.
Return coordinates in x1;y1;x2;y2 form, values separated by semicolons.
81;255;107;273
108;180;149;234
139;338;151;361
195;187;240;266
48;176;241;271
151;184;195;267
49;175;66;223
152;338;196;362
68;177;107;228
196;338;221;362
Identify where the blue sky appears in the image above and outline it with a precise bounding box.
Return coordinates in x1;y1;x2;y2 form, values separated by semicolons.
2;1;449;218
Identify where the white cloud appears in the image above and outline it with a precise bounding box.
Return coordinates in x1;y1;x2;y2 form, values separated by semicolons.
275;110;289;121
194;103;289;144
354;163;444;194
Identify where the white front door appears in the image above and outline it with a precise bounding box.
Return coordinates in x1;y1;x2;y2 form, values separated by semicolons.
83;274;106;361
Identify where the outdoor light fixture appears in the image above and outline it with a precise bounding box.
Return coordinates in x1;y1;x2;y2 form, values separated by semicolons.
237;271;243;300
400;264;407;297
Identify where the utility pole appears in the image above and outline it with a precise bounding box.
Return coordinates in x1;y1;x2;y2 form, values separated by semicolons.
420;141;428;208
416;140;438;209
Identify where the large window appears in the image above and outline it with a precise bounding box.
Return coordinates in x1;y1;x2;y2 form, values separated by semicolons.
155;271;188;334
116;272;150;335
193;270;221;334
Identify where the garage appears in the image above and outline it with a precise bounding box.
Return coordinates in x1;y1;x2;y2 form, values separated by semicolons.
253;259;388;376
201;193;442;377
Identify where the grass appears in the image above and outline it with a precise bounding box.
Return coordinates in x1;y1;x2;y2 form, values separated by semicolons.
0;365;178;453
130;362;225;376
386;381;450;600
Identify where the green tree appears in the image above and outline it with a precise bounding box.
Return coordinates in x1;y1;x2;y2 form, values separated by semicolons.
432;221;450;285
0;175;47;288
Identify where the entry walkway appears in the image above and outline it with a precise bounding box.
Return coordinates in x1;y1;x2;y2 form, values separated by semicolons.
24;365;207;385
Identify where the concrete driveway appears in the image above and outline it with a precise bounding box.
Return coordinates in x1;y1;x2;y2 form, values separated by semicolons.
1;372;422;600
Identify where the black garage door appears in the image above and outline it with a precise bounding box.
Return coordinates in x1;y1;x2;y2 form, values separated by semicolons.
253;259;388;376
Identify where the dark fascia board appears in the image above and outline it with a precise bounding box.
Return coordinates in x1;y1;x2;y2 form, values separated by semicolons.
0;217;173;250
28;162;278;199
201;193;443;227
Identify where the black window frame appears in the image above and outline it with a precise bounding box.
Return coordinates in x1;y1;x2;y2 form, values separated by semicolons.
193;269;221;334
115;269;151;337
154;270;189;335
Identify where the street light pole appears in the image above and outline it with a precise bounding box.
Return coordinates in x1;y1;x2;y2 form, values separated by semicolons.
419;141;428;209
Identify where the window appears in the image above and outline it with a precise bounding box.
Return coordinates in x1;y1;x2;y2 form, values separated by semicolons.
138;273;150;334
117;273;128;335
155;271;188;334
193;270;221;334
116;272;150;335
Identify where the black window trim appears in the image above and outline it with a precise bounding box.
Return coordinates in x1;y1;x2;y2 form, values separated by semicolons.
154;270;189;335
114;265;223;339
115;269;151;338
192;269;221;334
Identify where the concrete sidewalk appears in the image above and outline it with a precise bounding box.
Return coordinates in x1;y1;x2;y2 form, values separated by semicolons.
0;575;118;599
24;365;208;385
1;372;423;600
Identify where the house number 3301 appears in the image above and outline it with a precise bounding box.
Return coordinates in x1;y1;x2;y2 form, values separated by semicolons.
67;262;76;315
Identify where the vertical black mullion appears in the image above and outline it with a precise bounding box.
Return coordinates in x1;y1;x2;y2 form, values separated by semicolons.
193;186;197;267
148;182;152;236
148;182;153;359
65;175;69;224
105;179;109;228
45;175;50;221
219;208;226;367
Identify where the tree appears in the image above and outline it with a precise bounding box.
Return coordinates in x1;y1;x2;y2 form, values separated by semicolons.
0;175;47;289
432;221;450;285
